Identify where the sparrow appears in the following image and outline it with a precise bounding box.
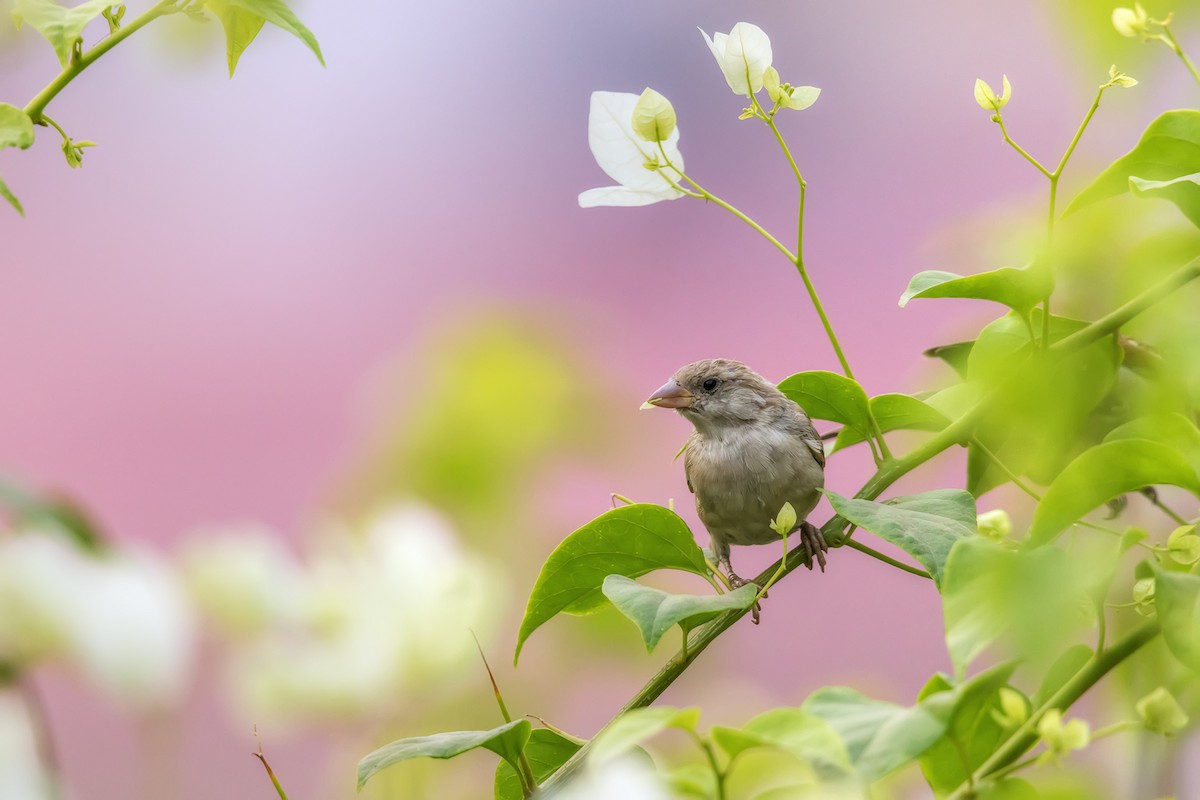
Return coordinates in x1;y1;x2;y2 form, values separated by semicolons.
644;359;828;616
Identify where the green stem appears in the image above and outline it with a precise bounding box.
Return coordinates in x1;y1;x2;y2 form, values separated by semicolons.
945;621;1160;800
23;1;176;123
754;529;789;605
842;538;931;579
996;117;1052;178
690;733;727;800
39;114;70;144
539;261;1200;793
1163;25;1200;87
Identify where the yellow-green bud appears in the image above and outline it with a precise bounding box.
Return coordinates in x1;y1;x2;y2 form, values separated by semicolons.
1133;577;1157;617
990;687;1029;728
1112;5;1150;37
1038;709;1090;756
977;509;1012;540
1166;525;1200;565
771;502;797;536
631;88;677;143
1136;687;1189;736
974;76;1011;112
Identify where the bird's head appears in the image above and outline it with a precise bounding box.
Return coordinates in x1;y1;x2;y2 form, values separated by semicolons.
642;359;779;434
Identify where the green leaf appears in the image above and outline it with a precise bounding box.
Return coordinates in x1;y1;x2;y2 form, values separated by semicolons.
1154;566;1200;675
0;175;24;216
830;393;949;454
205;0;266;77
823;489;976;588
1129;172;1200;227
214;0;325;67
494;729;581;800
1105;413;1200;477
802;686;956;783
942;537;1091;674
1027;439;1200;546
589;706;699;765
924;341;975;378
899;266;1050;317
602;576;758;653
916;662;1020;797
11;0;116;67
777;370;873;440
710;708;852;777
1032;644;1092;707
514;504;709;663
357;720;531;790
0;104;35;151
1067;110;1200;223
976;778;1040;800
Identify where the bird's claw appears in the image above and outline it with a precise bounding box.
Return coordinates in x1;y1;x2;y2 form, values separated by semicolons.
727;572;762;624
800;521;829;573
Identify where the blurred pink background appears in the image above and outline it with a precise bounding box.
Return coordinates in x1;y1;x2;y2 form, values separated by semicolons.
1;1;1197;797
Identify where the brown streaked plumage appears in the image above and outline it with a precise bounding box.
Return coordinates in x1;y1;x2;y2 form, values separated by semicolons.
645;359;827;620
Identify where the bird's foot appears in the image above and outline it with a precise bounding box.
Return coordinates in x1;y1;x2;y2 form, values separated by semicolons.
800;521;829;573
727;572;762;624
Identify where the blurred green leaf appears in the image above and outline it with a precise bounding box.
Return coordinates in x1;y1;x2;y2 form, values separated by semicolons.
602;576;758;653
1027;439;1200;546
899;266;1051;317
11;0;114;66
1104;413;1200;476
942;537;1088;674
711;708;851;776
1032;644;1092;707
357;720;531;790
1068;110;1200;225
802;686;956;783
212;0;324;66
0;480;105;551
976;777;1039;799
778;371;873;440
0;175;23;216
830;394;949;454
917;662;1019;797
1154;565;1200;675
0;104;35;150
823;489;976;587
205;0;266;77
589;706;699;765
1129;173;1200;227
924;341;975;379
514;504;708;664
494;728;581;800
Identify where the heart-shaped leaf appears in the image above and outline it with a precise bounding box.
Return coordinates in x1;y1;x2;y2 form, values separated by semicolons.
515;504;708;663
357;720;531;790
823;489;976;587
899;266;1050;317
589;706;699;765
830;394;949;454
215;0;325;66
602;576;758;652
494;728;582;800
1154;565;1200;675
778;371;873;440
710;708;851;776
12;0;115;66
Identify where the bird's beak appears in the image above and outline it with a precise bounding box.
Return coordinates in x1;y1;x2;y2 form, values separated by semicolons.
641;379;694;410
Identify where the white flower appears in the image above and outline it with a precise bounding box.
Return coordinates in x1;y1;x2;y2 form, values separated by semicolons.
579;91;686;208
0;533;91;661
0;697;52;800
181;523;305;636
763;66;821;111
1112;5;1149;37
556;758;671;800
699;22;773;96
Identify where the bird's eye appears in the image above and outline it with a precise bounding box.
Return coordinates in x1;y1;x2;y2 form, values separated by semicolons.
701;378;720;393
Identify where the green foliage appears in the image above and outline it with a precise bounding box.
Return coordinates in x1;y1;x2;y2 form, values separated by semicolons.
11;0;114;66
899;265;1052;318
0;176;22;216
1154;565;1200;674
823;489;976;587
710;709;850;776
1068;109;1200;226
494;729;581;800
777;370;875;442
829;393;949;454
589;706;699;765
602;576;758;653
0;104;35;150
1027;439;1200;546
204;0;325;71
356;719;532;790
513;504;709;663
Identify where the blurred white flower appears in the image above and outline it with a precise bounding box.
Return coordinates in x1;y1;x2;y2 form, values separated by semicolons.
1112;5;1150;37
0;696;52;800
556;758;671;800
0;532;195;711
181;523;305;636
578;91;686;208
699;22;773;96
220;504;503;722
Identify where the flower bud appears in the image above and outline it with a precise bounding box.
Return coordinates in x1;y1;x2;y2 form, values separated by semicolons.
977;509;1012;540
631;88;677;143
764;66;821;111
1136;687;1188;735
990;687;1029;728
1166;524;1200;565
1112;5;1150;37
1038;709;1090;756
974;76;1011;112
771;502;797;536
1133;577;1157;616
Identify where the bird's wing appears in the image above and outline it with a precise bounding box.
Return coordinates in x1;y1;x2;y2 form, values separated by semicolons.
789;406;826;469
682;433;699;494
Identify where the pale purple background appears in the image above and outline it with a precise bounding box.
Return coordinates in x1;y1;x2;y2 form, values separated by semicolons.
0;1;1192;797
